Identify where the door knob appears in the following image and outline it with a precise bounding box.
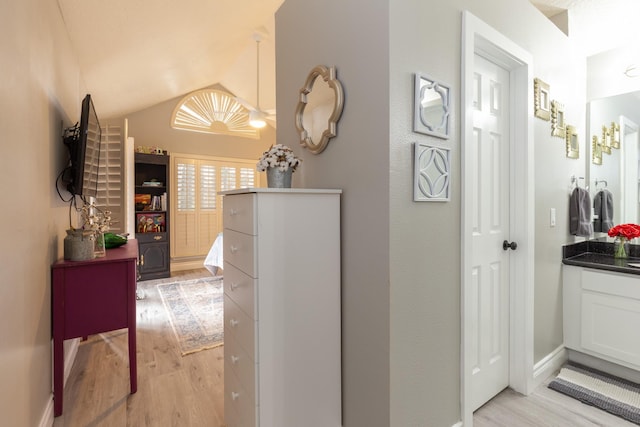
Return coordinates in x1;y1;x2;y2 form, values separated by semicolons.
503;240;517;251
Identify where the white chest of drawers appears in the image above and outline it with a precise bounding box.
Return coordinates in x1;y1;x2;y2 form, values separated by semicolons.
220;188;342;427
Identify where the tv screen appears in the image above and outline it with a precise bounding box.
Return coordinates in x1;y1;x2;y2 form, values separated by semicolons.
64;94;102;197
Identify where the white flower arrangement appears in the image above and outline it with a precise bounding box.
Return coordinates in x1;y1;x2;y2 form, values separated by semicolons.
79;201;112;233
256;144;302;172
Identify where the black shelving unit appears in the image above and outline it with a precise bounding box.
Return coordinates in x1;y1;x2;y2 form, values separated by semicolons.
134;152;170;280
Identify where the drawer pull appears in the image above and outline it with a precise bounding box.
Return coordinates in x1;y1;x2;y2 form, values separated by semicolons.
231;391;240;401
230;282;239;291
230;319;239;327
230;208;238;216
231;355;239;364
153;235;162;241
230;245;238;254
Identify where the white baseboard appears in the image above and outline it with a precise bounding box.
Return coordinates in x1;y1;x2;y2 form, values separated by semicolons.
532;345;567;389
170;258;206;272
451;422;463;427
38;396;54;427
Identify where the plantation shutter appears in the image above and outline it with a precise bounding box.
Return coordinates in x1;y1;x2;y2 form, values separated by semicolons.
95;124;123;233
174;159;198;256
171;155;260;259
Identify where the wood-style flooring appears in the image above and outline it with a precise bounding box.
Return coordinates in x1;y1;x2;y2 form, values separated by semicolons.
53;267;637;426
53;268;225;427
474;375;637;427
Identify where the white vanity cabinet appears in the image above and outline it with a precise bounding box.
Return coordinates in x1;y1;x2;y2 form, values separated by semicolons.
220;188;342;427
563;265;640;370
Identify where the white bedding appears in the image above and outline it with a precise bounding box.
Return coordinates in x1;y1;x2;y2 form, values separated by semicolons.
204;232;223;275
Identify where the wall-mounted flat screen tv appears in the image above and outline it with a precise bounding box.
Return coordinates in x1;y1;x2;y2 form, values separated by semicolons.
63;94;101;197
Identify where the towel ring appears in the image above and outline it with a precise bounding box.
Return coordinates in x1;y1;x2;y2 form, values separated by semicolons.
595;179;608;189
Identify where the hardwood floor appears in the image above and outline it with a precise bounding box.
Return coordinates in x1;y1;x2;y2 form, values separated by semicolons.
54;267;638;427
53;268;226;427
474;375;638;427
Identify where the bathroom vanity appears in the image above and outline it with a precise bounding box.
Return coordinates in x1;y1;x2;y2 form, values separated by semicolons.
563;241;640;372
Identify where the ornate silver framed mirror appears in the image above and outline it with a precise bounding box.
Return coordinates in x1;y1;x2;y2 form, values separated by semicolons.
413;73;450;139
295;65;344;154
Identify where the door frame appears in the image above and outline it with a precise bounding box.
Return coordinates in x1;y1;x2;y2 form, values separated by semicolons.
461;11;534;425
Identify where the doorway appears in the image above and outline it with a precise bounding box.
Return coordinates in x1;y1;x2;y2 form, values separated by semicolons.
461;11;535;426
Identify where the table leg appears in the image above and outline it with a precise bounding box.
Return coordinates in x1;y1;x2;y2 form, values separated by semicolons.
129;327;137;393
53;335;63;416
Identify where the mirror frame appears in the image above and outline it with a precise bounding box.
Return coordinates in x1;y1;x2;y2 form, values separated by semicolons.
534;78;551;121
592;135;603;165
611;121;621;149
413;73;451;139
565;125;579;159
295;65;344;154
601;125;612;154
551;100;565;138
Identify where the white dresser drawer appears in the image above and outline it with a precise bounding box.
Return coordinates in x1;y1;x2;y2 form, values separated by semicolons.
224;262;257;320
225;365;257;427
223;229;257;278
224;294;256;357
223;193;256;235
225;332;256;402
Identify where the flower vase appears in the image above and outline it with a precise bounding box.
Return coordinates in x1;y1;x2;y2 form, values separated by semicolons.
613;236;630;259
266;167;293;188
63;229;96;261
94;231;106;257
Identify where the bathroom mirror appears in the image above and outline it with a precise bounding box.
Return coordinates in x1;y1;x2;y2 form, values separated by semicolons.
588;92;640;226
295;65;344;154
413;73;450;139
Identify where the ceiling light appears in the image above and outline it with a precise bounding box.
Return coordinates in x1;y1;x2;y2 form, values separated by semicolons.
249;110;267;128
624;64;640;78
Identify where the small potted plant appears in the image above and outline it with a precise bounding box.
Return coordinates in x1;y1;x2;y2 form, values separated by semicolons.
257;144;302;188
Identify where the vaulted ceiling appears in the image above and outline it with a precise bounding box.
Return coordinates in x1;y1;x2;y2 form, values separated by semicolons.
57;0;284;119
57;0;637;120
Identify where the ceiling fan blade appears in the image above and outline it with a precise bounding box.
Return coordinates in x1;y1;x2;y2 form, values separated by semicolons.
265;116;277;128
234;96;255;111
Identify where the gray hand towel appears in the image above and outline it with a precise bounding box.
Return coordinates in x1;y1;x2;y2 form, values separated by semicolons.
570;187;593;237
593;189;614;233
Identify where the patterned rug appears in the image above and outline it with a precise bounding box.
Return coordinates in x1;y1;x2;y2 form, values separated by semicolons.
548;362;640;425
157;276;224;356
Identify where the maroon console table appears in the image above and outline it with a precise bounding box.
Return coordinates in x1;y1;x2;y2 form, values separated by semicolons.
51;240;139;417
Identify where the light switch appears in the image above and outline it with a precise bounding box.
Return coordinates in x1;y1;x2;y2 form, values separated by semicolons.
550;208;556;227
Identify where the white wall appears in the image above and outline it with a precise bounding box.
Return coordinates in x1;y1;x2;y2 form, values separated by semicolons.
0;0;86;424
277;0;585;425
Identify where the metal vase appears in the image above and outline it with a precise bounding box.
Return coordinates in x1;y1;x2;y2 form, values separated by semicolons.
266;167;293;188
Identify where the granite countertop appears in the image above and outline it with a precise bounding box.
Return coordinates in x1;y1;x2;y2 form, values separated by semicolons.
562;240;640;275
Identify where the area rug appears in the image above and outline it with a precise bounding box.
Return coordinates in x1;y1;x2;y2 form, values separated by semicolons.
157;276;224;356
548;362;640;425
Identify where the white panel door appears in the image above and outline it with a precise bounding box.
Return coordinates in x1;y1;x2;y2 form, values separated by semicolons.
470;53;511;411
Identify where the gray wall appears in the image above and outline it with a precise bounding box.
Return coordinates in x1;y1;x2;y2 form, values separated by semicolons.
276;1;391;426
278;0;585;425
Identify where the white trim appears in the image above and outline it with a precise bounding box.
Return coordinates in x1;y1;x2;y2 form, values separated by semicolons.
170;258;207;272
461;10;534;427
532;345;568;389
451;422;463;427
38;397;54;427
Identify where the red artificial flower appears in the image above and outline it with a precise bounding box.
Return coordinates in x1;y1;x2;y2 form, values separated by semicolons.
607;223;640;240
